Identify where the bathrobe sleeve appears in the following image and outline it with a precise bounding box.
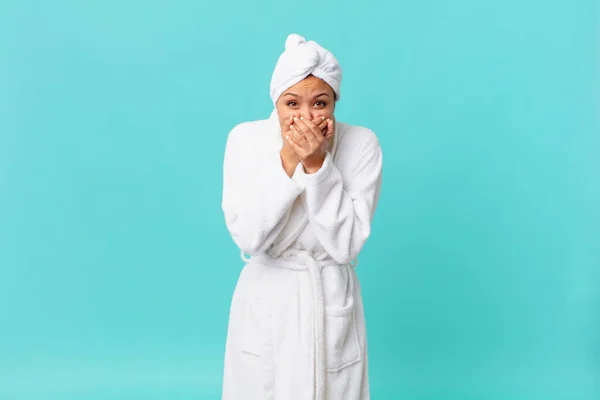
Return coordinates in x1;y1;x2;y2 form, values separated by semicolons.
294;142;383;264
222;124;305;255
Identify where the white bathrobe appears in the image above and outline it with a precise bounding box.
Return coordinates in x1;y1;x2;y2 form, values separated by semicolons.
221;109;382;400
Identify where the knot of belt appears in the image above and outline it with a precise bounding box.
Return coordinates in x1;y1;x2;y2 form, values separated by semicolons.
241;249;357;400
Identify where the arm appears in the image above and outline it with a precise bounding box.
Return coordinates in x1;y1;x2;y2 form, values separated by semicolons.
221;126;305;255
295;144;383;264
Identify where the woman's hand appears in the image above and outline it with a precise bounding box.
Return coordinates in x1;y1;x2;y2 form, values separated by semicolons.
287;116;334;174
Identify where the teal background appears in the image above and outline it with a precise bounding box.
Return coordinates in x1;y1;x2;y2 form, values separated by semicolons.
1;0;599;399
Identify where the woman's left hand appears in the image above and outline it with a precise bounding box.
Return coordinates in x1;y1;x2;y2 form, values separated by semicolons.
287;116;334;174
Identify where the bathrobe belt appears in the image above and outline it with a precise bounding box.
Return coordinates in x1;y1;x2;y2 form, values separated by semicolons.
241;249;356;400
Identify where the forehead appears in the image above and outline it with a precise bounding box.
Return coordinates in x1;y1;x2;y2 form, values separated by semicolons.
286;75;332;93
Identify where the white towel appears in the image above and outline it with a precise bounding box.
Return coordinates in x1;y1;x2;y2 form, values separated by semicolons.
270;33;342;106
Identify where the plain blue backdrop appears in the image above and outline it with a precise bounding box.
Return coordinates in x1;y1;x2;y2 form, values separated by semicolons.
1;0;599;399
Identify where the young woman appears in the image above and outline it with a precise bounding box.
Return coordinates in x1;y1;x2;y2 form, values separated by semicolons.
221;33;383;400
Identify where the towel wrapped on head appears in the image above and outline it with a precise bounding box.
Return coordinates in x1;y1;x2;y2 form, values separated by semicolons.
270;34;342;106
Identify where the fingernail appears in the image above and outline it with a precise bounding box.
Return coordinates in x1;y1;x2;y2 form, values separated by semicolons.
294;117;298;121
321;116;326;120
285;135;290;140
300;117;304;120
290;125;293;130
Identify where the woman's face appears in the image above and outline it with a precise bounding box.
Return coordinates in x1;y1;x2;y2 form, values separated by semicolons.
275;75;336;129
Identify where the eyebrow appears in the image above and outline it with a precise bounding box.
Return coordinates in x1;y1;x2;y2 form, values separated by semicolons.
283;92;331;98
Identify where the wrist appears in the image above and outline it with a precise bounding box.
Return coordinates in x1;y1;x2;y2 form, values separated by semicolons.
280;143;298;159
302;157;325;174
280;149;299;177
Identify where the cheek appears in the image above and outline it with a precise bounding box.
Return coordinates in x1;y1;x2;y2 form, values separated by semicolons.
275;108;290;126
315;106;334;120
276;103;297;124
279;114;292;128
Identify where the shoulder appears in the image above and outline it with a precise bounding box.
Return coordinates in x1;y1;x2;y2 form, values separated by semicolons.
329;122;382;176
224;117;274;162
226;118;270;145
336;122;381;155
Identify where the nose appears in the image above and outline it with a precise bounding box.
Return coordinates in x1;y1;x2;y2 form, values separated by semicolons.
299;106;315;121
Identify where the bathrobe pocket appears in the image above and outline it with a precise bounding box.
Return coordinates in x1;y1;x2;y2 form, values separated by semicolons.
324;300;362;371
241;297;262;356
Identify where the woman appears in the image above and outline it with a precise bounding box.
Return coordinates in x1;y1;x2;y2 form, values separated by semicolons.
221;33;383;400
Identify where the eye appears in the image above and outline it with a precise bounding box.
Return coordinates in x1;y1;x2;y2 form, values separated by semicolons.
315;101;327;107
287;101;298;107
